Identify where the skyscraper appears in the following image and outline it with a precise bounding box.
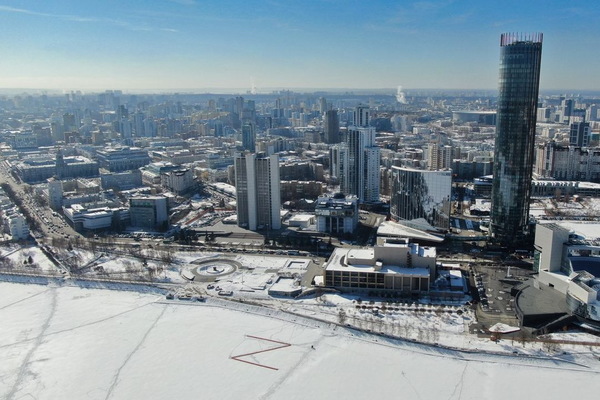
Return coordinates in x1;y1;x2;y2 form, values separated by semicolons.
235;152;281;231
490;33;543;247
569;119;590;147
241;122;256;152
324;109;340;144
332;105;380;203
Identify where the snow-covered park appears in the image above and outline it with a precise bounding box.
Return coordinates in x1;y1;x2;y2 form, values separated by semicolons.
2;282;600;400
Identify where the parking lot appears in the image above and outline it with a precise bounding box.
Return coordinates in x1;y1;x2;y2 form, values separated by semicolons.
469;262;532;332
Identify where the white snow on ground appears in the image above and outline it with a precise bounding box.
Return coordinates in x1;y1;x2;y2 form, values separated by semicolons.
2;282;600;400
3;245;58;272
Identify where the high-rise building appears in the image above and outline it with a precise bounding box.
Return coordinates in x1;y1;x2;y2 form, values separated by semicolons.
427;143;453;171
324;110;340;144
490;33;543;247
390;167;451;231
332;106;380;203
241;122;256;152
569;120;590;147
234;153;281;231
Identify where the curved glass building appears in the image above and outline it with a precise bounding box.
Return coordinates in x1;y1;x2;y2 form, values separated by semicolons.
390;166;451;231
491;33;543;247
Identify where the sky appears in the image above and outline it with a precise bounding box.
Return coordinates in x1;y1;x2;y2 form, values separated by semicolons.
0;0;598;92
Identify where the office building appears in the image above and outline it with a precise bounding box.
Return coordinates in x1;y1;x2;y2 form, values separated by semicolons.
100;170;143;191
241;122;256;152
490;33;543;247
569;120;591;147
315;193;359;235
129;196;168;230
324;110;340;144
96;146;151;172
234;153;281;231
390;167;451;231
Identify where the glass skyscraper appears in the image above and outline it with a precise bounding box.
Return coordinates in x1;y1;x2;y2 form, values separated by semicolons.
491;33;543;247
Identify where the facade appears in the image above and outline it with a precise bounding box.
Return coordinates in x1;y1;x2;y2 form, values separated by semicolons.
332;106;380;203
314;193;359;235
390;166;451;231
490;33;543;247
47;178;63;210
323;239;436;293
1;208;29;240
95;146;151;172
63;204;129;231
569;121;590;147
129;196;168;230
100;170;143;191
161;168;194;194
534;223;600;322
324;110;340;144
280;180;325;202
534;142;600;182
452;110;497;125
234;153;281;231
241;122;256;152
427;143;453;171
14;155;99;183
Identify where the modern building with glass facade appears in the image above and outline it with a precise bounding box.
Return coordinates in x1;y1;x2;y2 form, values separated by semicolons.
390;167;451;231
490;33;543;247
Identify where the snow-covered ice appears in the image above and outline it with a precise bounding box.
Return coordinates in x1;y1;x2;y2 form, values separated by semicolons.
2;282;600;400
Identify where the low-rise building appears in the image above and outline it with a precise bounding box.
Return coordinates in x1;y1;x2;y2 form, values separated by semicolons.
96;146;151;172
323;239;436;293
63;204;129;231
530;222;600;324
100;170;143;191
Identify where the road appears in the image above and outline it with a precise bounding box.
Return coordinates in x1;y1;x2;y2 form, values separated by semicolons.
0;160;80;240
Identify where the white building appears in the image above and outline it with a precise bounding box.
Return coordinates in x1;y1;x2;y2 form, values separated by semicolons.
161;168;194;194
47;178;63;210
534;222;600;322
2;209;29;240
315;194;358;235
234;153;281;231
331;106;380;203
63;204;129;231
324;239;436;293
534;142;600;182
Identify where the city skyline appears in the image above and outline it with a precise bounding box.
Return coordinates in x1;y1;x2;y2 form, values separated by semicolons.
1;0;599;92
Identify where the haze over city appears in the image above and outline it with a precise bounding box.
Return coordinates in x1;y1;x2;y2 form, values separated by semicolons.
1;0;599;91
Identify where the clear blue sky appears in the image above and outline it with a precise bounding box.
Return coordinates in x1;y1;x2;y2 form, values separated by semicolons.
0;0;598;92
